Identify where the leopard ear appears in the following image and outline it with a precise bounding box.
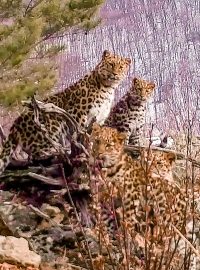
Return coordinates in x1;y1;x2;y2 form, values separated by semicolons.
148;81;156;90
118;132;127;142
92;122;101;132
125;57;131;65
102;50;111;59
133;77;139;85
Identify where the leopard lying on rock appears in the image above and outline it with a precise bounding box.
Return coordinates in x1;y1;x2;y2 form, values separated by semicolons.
104;77;155;145
0;50;131;174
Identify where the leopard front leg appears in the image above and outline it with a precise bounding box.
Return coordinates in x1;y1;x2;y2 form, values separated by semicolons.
128;125;144;146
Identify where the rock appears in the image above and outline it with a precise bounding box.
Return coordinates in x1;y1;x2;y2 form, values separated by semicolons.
41;203;61;217
0;236;41;267
0;215;14;236
0;198;39;235
47;227;77;246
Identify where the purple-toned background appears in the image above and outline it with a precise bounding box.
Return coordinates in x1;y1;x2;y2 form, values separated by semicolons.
1;0;200;136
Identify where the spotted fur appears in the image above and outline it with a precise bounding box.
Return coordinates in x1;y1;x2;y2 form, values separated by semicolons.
90;124;195;237
91;123;200;269
104;77;155;145
0;50;131;174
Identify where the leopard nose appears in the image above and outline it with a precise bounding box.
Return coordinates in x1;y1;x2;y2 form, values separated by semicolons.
99;153;108;162
108;74;115;80
98;153;104;159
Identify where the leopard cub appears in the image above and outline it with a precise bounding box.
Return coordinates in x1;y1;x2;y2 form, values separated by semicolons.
90;124;195;238
104;77;155;145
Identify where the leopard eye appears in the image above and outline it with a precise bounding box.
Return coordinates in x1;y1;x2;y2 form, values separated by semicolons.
106;142;114;147
157;161;162;165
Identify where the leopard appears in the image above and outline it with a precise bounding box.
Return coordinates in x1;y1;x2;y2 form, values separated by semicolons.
0;50;131;174
90;124;200;267
104;77;155;145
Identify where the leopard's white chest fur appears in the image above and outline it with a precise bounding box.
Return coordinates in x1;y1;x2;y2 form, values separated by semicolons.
87;89;115;126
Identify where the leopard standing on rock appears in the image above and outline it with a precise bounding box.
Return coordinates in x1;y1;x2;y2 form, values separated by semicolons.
0;50;131;175
104;77;155;145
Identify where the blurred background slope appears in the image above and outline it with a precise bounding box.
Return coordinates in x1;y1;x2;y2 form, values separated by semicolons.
0;0;199;135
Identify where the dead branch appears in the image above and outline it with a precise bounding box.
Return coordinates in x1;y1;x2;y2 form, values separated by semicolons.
26;95;90;161
6;157;30;168
71;132;90;157
30;95;70;156
0;162;63;181
27;172;64;186
0;167;42;179
22;96;82;134
29;205;63;227
125;145;200;168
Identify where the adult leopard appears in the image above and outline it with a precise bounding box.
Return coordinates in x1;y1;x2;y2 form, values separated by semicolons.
0;50;131;174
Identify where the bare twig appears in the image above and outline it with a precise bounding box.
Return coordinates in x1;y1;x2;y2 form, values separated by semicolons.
29;204;63;227
23;0;35;16
171;224;200;259
28;172;64;186
0;124;6;143
125;145;200;168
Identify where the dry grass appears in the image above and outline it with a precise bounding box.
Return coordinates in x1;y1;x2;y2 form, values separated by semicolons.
73;132;200;270
1;107;200;269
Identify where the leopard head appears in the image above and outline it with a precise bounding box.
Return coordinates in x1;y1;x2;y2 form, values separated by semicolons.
140;149;176;181
91;123;127;167
96;50;131;87
131;77;155;100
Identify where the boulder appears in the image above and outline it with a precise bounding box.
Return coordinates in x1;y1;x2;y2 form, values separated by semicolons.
0;236;41;267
